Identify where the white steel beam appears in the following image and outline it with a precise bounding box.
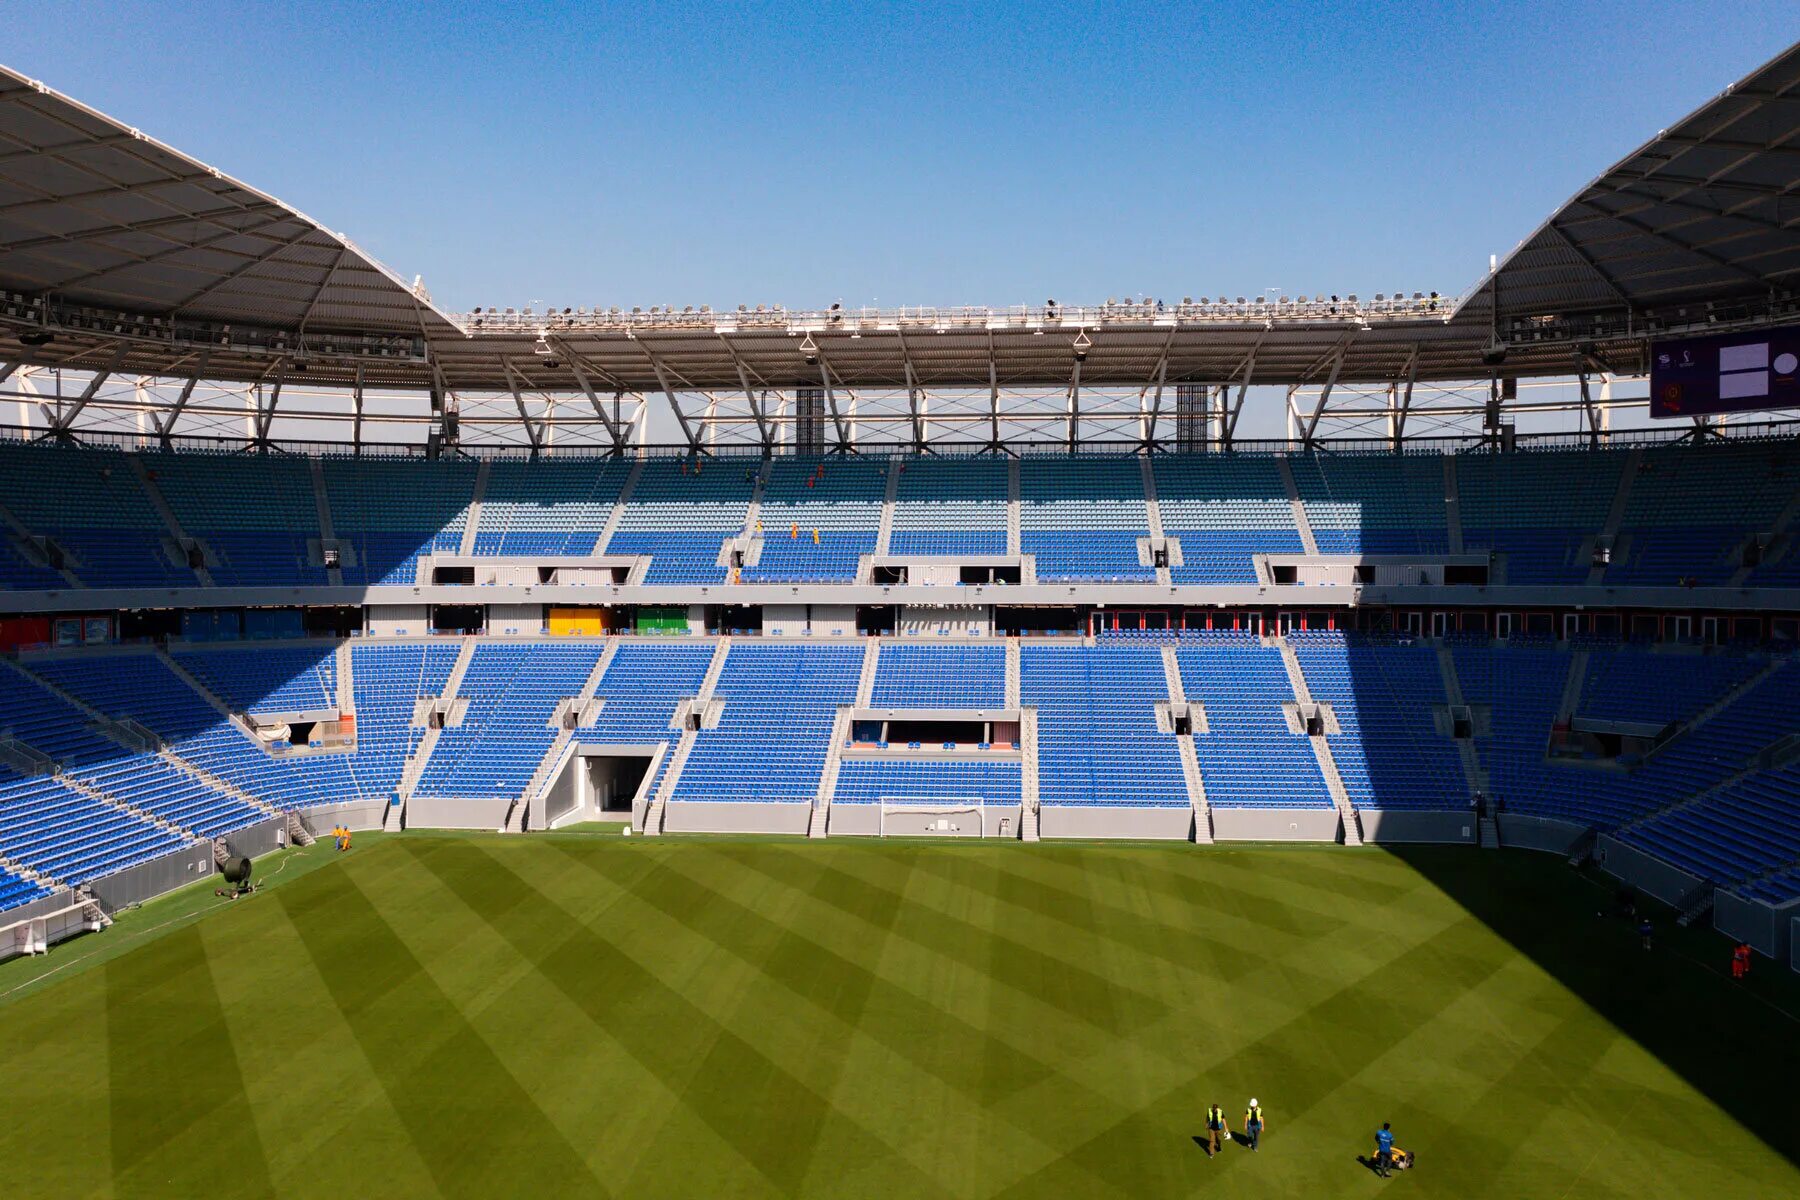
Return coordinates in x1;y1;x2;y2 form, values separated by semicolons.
1391;345;1420;447
1302;340;1352;444
47;340;128;435
155;349;211;446
896;329;925;448
550;338;628;452
500;360;547;455
716;334;770;449
1066;356;1083;450
816;355;851;451
986;330;1001;448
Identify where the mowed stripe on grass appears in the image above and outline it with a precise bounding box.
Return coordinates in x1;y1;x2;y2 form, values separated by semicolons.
0;836;1796;1199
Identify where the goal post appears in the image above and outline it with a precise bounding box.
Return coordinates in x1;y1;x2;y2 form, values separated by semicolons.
877;797;986;838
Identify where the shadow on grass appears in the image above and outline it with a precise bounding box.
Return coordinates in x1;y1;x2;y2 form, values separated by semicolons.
1385;844;1800;1169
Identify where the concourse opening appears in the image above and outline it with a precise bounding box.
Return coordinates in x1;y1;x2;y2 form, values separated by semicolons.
585;754;653;813
432;604;485;634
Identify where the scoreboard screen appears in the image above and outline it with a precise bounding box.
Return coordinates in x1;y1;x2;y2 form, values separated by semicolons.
1649;325;1800;418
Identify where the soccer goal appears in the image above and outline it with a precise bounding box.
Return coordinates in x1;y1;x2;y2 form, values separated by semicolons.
877;797;987;838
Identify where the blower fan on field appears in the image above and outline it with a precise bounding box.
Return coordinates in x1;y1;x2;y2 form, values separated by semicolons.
214;844;256;900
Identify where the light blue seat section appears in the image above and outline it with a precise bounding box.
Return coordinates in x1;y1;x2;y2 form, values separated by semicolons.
2;669;241;835
1292;630;1465;809
870;644;1005;709
473;457;633;556
0;667;262;842
0;863;50;912
1454;648;1791;831
414;642;604;799
575;642;717;800
1290;452;1449;557
1457;447;1626;585
606;457;757;584
888;455;1009;557
1022;644;1186;807
1154;455;1300;583
1020;456;1153;582
671;643;862;803
1628;764;1800;891
1177;637;1332;808
1608;441;1800;586
323;457;477;586
1577;648;1765;726
835;760;1022;807
745;456;886;582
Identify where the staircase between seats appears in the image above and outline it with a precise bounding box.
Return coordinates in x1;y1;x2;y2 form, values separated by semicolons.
1005;457;1021;556
1139;456;1172;586
643;637;731;835
1004;638;1021;710
1279;638;1362;845
1161;646;1212;843
457;459;491;556
308;458;344;585
809;706;853;838
1587;447;1643;585
392;636;478;829
1275;455;1321;556
855;637;880;708
1442;455;1464;554
1435;644;1489;801
593;459;646;555
1019;707;1040;841
128;455;214;586
508;640;619;833
874;456;900;556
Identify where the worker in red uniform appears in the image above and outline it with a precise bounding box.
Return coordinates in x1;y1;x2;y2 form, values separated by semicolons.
1731;942;1751;980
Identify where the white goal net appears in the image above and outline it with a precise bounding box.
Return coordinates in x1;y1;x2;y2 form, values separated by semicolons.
877;798;987;837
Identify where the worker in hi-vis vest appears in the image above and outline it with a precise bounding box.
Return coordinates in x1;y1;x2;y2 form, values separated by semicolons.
1204;1102;1230;1158
1242;1099;1264;1151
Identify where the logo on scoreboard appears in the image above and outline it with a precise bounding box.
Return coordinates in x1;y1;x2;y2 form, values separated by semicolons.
1649;324;1800;419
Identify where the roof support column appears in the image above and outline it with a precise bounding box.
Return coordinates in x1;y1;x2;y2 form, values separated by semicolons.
817;357;851;452
986;331;1001;450
351;365;364;456
555;342;626;453
156;350;211;448
718;336;770;450
1391;345;1419;451
1140;326;1176;451
1066;355;1083;452
1302;341;1350;446
645;355;700;453
47;341;128;440
500;361;546;456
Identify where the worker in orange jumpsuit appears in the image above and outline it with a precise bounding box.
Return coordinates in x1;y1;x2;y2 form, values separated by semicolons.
1731;942;1751;980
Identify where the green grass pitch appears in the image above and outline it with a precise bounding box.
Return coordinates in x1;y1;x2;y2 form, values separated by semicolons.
2;834;1797;1198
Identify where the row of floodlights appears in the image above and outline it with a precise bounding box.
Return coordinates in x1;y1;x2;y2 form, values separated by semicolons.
468;295;1439;318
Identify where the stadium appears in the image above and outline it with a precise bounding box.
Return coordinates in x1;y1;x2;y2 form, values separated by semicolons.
3;17;1800;1198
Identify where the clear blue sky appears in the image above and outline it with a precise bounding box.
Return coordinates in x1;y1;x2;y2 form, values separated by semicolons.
9;2;1798;314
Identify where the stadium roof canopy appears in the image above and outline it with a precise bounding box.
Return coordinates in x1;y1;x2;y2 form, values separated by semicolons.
1;43;1797;437
1463;41;1800;354
0;66;462;387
